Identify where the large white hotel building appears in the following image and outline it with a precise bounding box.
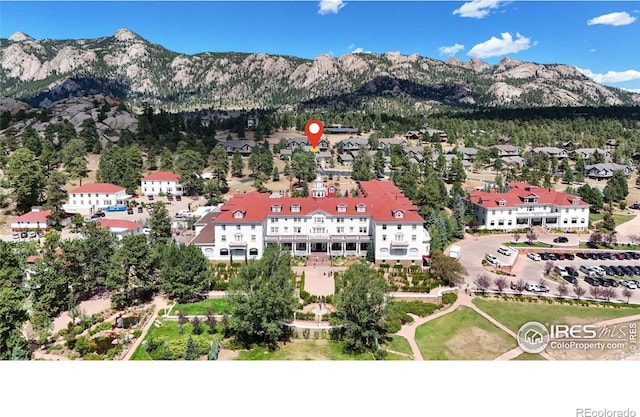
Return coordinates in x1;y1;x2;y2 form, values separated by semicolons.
190;176;431;265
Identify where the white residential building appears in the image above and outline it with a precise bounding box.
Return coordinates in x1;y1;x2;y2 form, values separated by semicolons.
466;182;590;231
63;183;132;214
141;171;186;196
10;206;72;232
95;219;143;240
190;177;431;266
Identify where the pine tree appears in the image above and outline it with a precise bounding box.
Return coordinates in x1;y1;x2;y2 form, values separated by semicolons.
207;339;220;360
184;336;198;360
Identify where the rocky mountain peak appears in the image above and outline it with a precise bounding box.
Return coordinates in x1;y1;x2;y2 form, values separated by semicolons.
112;28;141;42
8;31;33;42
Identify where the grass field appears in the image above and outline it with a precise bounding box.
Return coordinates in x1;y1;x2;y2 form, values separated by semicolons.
511;352;546;360
235;339;374;360
383;335;413;357
589;213;635;227
414;306;516;360
169;298;231;316
472;298;640;333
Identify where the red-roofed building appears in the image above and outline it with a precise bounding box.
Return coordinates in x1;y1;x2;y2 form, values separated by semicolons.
10;206;72;232
190;175;431;265
64;183;131;213
95;219;143;240
466;182;590;231
141;171;186;196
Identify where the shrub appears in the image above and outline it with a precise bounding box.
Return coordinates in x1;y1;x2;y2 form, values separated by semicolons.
441;293;457;305
74;336;97;356
83;353;103;360
132;329;142;338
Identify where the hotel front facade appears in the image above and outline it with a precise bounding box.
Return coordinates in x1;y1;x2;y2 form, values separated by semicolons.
191;177;431;265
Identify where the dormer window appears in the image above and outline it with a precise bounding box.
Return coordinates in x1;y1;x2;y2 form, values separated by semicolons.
572;198;580;205
356;204;366;213
271;204;282;213
498;200;506;207
291;205;300;213
337;204;347;213
393;210;404;218
233;210;245;219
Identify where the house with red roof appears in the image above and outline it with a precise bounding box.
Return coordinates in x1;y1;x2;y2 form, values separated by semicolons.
140;171;186;196
95;219;143;240
189;175;431;265
63;183;132;213
466;182;590;231
10;206;72;232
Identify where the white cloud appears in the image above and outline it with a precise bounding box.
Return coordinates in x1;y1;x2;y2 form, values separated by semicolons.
578;67;640;83
453;0;505;19
351;47;372;54
348;44;355;50
318;0;345;15
587;11;636;26
589;48;597;53
439;43;465;56
467;32;531;58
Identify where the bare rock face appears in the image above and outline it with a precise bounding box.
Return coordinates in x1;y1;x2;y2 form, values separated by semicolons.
0;97;31;114
8;31;33;42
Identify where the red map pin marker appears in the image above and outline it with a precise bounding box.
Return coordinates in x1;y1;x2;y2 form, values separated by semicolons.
305;119;323;153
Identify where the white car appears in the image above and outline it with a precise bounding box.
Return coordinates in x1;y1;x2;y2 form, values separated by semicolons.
527;253;541;261
485;254;500;266
497;247;511;256
621;280;638;289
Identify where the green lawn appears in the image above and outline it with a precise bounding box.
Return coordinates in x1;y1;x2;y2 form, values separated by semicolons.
383;335;413;357
506;242;552;248
472;298;640;334
169;298;231;316
235;339;374;360
511;352;546;360
414;306;516;360
589;213;635;227
130;318;219;360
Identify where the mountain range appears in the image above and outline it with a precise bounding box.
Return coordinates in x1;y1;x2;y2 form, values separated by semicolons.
2;28;639;112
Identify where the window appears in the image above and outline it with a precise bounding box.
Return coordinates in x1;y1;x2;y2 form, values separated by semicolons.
221;235;227;242
498;220;504;226
336;218;344;223
314;216;324;224
337;204;347;212
581;218;585;223
236;225;241;230
394;210;404;218
527;207;534;212
490;221;495;226
234;234;243;242
395;233;403;241
249;248;258;256
271;227;279;233
356;204;366;212
359;227;367;234
508;220;512;225
251;235;256;241
220;248;229;255
294;227;301;233
508;210;512;215
397;225;402;230
251;225;256;230
271;205;282;212
411;235;417;241
234;211;244;219
498;200;506;207
293;218;301;223
382;224;387;230
337;226;345;233
291;205;300;212
360;218;366;223
382;235;387;241
412;225;417;230
221;225;226;231
270;218;278;223
349;226;354;232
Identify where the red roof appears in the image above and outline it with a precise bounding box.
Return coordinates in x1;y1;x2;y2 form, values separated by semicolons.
96;219;142;230
214;180;424;223
141;171;181;181
468;183;590;208
12;209;52;223
69;183;126;194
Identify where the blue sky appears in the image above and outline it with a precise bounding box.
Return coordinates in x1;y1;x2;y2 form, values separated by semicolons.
2;1;640;91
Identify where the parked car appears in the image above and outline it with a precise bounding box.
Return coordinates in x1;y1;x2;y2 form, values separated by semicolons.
148;195;154;201
20;232;27;239
12;233;20;240
630;203;640;210
565;266;579;277
553;236;569;243
620;280;638;289
167;194;174;201
564;253;575;260
94;211;106;217
28;231;36;238
547;253;558;261
485;254;500;266
563;275;578;285
527;253;541;261
603;278;619;287
540;253;550;260
138;206;144;213
127;207;134;215
175;195;182;201
497;247;511;256
556;253;565;260
585;276;601;286
596;277;610;287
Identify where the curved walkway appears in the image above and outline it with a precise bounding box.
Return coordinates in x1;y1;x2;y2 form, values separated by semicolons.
122;296;168;360
395;291;640;361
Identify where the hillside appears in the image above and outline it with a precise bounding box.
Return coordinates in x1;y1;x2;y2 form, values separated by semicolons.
2;28;639;112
